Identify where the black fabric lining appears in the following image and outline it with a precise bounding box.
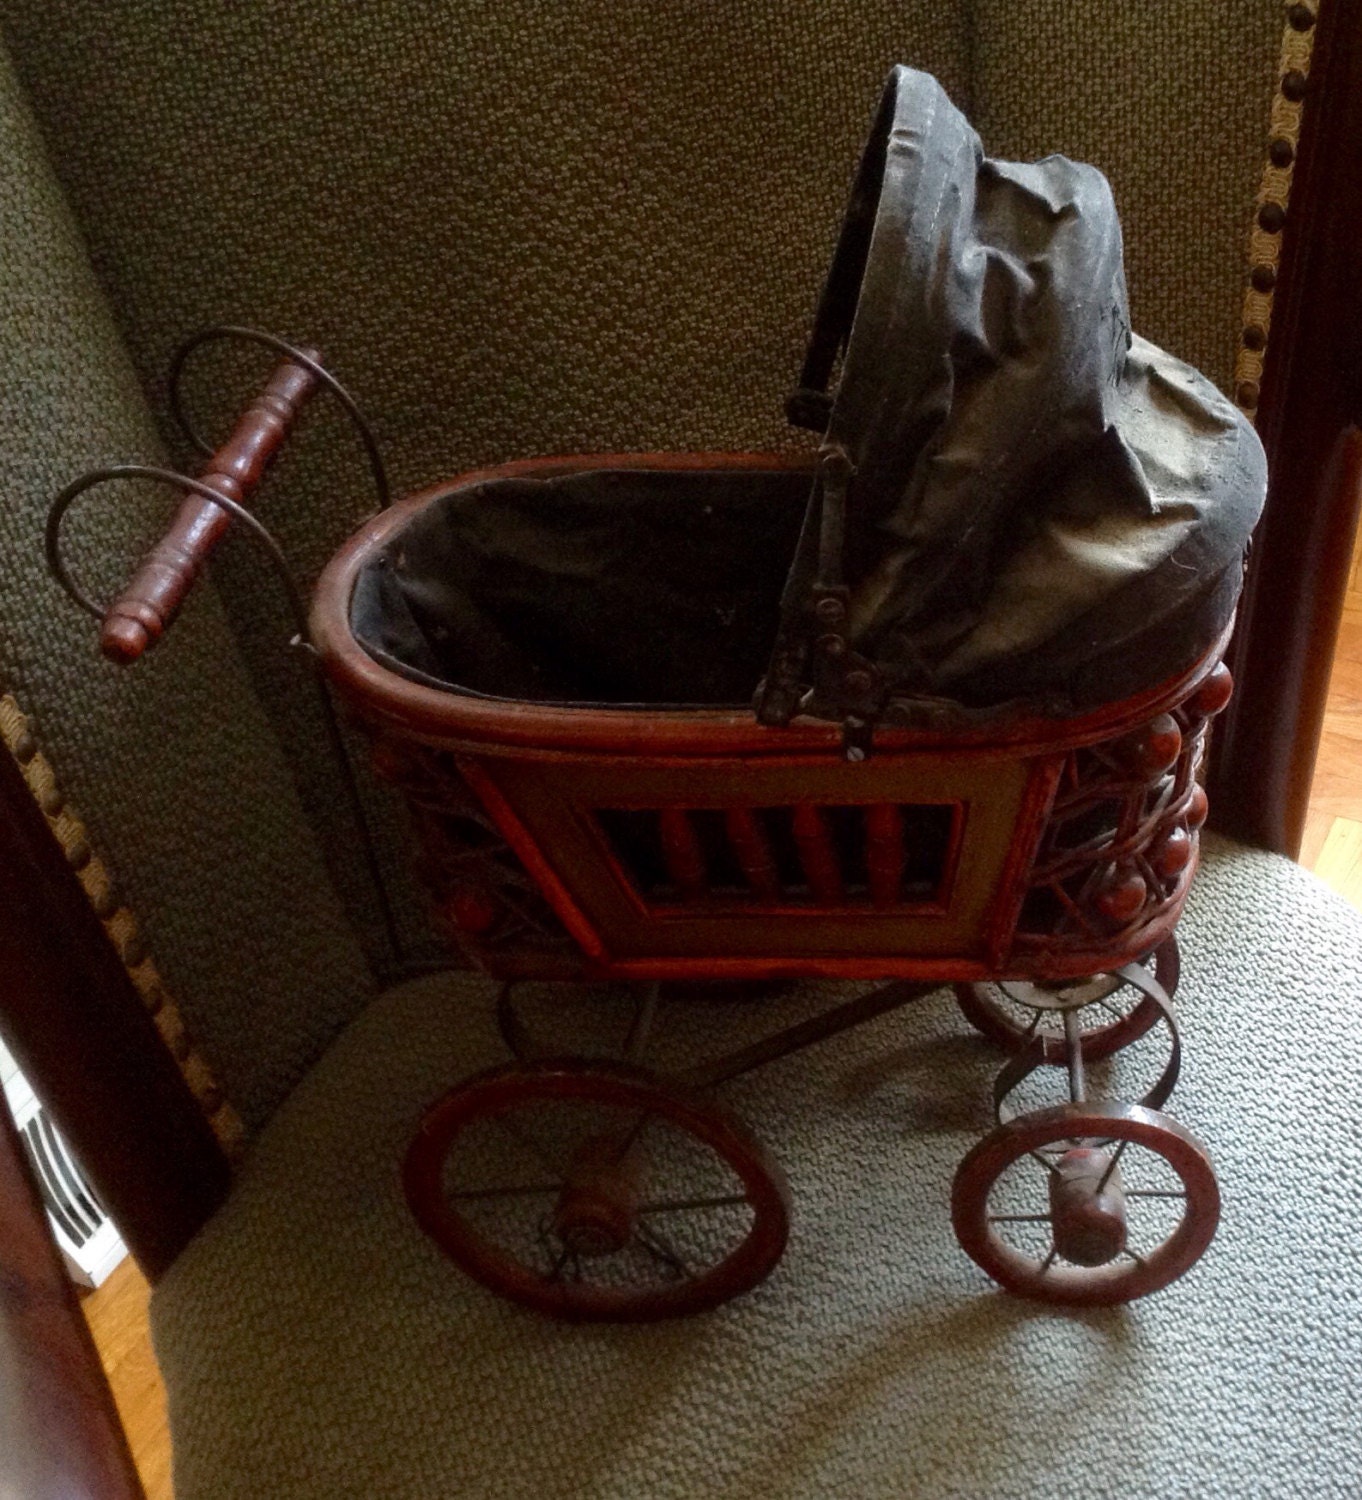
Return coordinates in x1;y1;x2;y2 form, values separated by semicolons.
350;468;810;708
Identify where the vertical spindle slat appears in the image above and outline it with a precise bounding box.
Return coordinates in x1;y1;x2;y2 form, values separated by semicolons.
791;803;844;904
865;803;905;907
724;807;782;901
658;806;708;903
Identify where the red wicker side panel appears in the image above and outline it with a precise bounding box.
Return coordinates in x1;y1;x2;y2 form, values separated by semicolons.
1011;663;1234;960
368;735;580;978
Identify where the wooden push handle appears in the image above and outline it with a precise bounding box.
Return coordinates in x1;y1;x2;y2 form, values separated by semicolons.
99;350;320;664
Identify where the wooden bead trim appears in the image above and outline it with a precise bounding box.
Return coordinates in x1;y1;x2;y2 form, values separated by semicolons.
1234;1;1320;413
0;695;244;1158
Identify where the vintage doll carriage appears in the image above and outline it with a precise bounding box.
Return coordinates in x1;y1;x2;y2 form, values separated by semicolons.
48;68;1266;1318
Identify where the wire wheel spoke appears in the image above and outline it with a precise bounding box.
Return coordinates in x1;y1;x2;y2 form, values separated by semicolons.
1094;1138;1129;1194
546;1244;583;1284
636;1223;690;1279
610;1110;655;1164
447;1182;562;1203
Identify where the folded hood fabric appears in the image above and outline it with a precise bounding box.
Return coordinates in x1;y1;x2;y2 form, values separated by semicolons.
765;65;1267;721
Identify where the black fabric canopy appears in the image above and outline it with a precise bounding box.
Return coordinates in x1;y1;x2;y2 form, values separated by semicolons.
761;65;1268;729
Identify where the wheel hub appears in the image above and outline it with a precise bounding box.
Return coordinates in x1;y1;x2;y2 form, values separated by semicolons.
998;974;1122;1012
551;1133;643;1257
1048;1147;1128;1267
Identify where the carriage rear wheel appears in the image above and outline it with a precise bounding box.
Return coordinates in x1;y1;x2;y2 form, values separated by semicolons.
403;1058;791;1321
951;1100;1219;1305
952;936;1179;1063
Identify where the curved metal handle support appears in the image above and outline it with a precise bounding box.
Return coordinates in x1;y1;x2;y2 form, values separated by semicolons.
43;336;408;973
49;332;389;666
46;465;314;645
47;464;406;969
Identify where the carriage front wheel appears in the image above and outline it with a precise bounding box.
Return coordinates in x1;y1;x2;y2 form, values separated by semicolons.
951;1100;1219;1305
403;1058;791;1321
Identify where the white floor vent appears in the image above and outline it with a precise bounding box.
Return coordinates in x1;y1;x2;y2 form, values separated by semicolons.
1;1039;127;1288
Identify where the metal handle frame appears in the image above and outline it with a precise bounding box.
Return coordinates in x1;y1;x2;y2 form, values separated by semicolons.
44;329;417;977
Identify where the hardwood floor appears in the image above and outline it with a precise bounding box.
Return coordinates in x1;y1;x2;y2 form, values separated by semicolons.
81;1257;173;1500
1301;612;1362;909
77;617;1362;1498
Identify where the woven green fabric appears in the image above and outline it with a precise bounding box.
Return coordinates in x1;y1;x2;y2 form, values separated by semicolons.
151;838;1362;1499
972;1;1282;406
0;47;372;1130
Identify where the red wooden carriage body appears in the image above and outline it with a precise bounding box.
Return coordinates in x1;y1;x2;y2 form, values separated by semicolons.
299;447;1233;1318
52;412;1235;1320
312;450;1226;995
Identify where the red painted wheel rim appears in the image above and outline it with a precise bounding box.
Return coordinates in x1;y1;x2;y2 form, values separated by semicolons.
951;1101;1219;1305
403;1059;791;1322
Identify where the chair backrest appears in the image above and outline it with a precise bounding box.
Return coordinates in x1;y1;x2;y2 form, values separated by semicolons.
0;6;1284;950
1207;0;1362;851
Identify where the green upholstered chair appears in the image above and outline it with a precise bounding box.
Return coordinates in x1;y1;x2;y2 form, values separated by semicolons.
2;4;1360;1497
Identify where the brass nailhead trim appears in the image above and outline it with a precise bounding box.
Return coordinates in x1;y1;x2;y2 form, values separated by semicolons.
1234;6;1319;412
0;693;246;1160
92;882;120;919
1258;202;1287;233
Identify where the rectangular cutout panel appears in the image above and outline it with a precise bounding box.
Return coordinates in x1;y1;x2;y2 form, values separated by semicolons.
593;803;957;910
472;753;1046;963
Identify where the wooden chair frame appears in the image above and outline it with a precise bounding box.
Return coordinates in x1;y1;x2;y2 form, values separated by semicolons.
1207;0;1362;850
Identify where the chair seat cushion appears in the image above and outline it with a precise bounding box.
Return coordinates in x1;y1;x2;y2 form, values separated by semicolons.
151;836;1362;1499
